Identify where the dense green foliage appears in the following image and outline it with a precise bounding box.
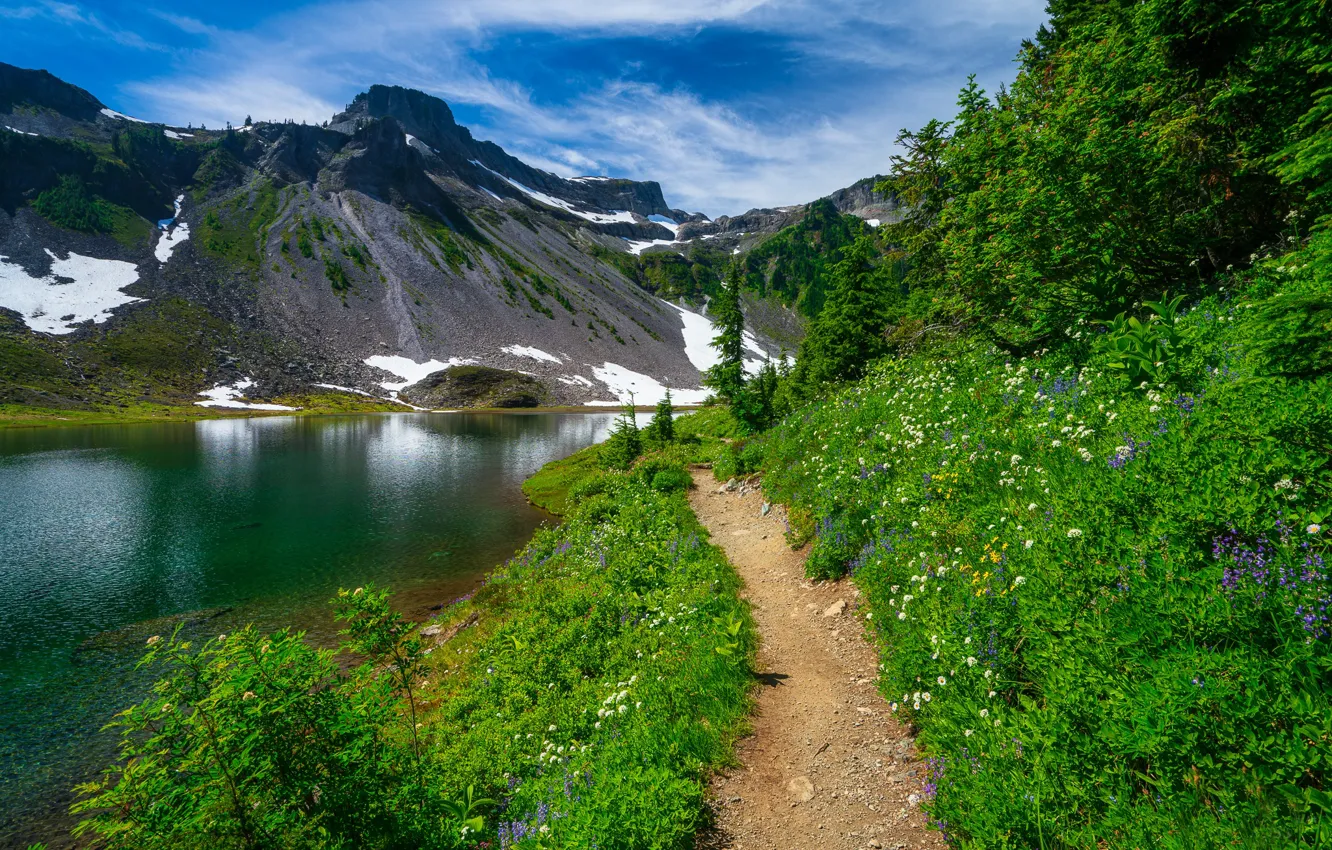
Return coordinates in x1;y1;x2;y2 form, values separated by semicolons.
737;198;869;316
755;234;1332;846
77;457;754;848
872;0;1332;352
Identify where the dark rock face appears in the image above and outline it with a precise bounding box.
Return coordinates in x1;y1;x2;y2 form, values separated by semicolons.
400;365;549;409
0;62;103;121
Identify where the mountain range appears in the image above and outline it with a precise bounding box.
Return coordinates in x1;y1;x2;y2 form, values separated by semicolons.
0;62;896;412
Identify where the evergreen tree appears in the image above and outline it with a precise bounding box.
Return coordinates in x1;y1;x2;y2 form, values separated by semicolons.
798;236;893;386
704;264;745;402
645;388;675;445
732;359;780;434
244;115;252;127
602;396;642;470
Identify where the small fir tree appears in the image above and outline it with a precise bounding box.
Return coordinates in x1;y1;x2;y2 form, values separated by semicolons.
646;388;675;445
703;264;746;402
602;396;642;470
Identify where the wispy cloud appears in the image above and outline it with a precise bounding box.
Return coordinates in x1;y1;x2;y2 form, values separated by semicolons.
92;0;1045;214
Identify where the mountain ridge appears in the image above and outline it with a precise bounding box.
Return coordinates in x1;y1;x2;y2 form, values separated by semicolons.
0;63;892;416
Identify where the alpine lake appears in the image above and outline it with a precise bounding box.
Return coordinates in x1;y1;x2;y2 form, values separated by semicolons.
0;411;616;848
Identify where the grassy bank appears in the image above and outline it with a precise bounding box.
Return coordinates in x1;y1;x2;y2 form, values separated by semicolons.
747;241;1332;847
72;417;756;849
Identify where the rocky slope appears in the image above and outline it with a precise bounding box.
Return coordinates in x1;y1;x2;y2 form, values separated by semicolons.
0;63;888;412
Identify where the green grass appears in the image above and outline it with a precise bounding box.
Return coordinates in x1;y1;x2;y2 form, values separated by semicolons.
754;237;1332;848
521;442;607;514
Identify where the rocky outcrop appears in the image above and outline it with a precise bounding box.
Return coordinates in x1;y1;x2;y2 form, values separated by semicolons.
400;366;549;409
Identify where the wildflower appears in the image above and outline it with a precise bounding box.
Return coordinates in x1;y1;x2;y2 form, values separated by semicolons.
1013;576;1026;586
146;635;161;646
353;587;364;596
1309;524;1322;535
966;657;977;666
979;708;989;718
898;612;907;620
1023;540;1033;549
1066;529;1083;538
937;676;947;686
964;636;972;644
922;692;932;702
988;690;996;698
242;691;257;701
1027;503;1037;511
964;729;974;737
984;670;993;679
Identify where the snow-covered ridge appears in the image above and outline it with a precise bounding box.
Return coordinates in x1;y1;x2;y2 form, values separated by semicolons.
196;378;298;411
0;250;142;334
469;160;637;225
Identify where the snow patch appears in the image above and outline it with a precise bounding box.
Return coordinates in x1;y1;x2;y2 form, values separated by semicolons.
557;375;594;388
647;214;679;235
571;176;612;182
196;378;298;411
0;250;143;334
155;195;189;263
732;248;741;255
100;108;147;124
624;238;681;256
364;355;477;393
589;363;709;407
664;300;720;373
163;129;192;140
501;344;562;364
469;160;637;225
4;126;38;136
480;187;504;202
866;218;881;228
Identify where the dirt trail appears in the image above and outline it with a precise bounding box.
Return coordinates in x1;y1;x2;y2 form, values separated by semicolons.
690;470;945;850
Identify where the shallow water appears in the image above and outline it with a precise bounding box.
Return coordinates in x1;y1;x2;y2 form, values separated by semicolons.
0;411;613;848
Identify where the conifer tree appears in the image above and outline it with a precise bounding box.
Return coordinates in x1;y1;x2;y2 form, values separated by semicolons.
704;264;746;402
799;236;892;386
646;388;675;445
602;395;642;470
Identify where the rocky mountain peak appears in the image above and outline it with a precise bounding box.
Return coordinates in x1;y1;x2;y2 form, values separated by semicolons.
0;62;104;122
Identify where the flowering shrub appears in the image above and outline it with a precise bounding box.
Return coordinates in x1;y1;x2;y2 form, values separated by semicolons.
759;263;1332;847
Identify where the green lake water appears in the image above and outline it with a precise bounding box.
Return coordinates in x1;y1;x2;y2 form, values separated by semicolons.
0;411;614;848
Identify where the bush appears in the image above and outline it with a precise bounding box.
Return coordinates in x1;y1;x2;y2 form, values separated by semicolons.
649;467;693;494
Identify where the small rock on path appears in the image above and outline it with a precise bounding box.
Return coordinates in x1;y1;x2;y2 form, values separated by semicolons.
689;469;945;850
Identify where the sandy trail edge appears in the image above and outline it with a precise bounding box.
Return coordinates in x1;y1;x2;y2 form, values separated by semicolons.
689;470;946;850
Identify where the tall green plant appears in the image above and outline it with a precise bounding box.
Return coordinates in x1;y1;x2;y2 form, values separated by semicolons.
703;265;745;403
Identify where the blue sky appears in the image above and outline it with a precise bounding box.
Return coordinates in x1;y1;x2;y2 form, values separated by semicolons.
1;0;1048;216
